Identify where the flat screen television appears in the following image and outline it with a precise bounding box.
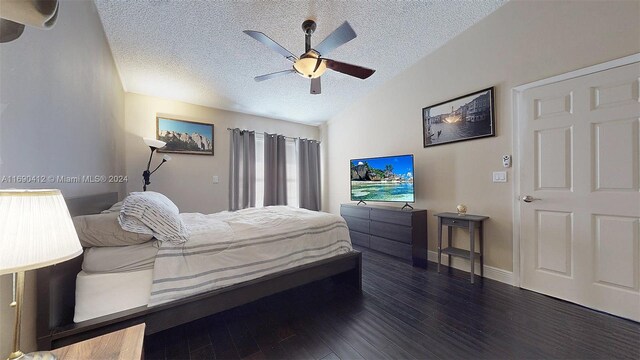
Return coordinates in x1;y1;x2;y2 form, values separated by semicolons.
350;154;415;205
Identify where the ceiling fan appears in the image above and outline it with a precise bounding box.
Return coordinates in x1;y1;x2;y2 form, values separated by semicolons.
243;20;375;95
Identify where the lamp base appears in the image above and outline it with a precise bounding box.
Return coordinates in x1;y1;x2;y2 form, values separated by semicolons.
8;350;23;360
7;351;57;360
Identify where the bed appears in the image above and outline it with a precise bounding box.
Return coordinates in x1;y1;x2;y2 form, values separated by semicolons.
36;192;362;350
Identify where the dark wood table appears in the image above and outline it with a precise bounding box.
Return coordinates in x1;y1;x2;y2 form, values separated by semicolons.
435;212;489;284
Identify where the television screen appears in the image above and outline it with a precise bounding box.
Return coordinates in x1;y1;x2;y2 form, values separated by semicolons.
350;154;415;203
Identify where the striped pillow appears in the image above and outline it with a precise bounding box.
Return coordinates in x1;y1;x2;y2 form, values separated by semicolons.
118;213;154;235
119;192;189;244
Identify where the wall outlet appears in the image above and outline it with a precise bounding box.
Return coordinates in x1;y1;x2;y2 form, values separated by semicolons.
212;176;219;184
493;171;507;183
502;155;512;168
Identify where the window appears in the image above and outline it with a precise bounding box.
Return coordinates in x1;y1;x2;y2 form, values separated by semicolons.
255;133;265;208
285;137;298;207
254;133;298;208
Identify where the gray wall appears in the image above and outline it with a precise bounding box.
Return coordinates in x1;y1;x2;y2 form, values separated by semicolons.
322;0;640;272
0;0;125;355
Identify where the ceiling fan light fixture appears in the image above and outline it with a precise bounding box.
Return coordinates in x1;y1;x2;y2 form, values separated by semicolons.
293;57;327;79
244;20;374;94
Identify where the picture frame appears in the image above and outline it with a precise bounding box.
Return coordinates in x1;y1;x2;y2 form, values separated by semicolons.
156;116;214;155
422;87;495;147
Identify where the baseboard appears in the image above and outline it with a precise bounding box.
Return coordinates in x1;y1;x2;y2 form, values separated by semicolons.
427;251;514;286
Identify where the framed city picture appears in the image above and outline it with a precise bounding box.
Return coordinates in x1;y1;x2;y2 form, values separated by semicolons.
156;116;214;155
422;87;495;147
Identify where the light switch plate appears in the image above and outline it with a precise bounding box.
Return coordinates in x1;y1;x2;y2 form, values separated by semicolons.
212;176;219;184
493;171;507;183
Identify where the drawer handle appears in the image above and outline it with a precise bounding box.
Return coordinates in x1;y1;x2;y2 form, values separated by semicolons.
452;220;457;223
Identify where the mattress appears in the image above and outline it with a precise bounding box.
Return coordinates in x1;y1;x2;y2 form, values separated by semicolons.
74;269;153;323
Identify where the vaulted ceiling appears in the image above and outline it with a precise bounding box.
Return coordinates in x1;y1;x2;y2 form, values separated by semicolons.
95;0;507;125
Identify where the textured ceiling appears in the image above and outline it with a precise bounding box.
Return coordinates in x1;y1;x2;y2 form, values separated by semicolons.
94;0;507;125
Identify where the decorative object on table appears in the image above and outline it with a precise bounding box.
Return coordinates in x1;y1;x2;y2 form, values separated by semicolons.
142;137;171;191
0;189;82;360
0;0;59;43
422;87;495;147
456;204;468;216
156;116;214;155
243;19;375;95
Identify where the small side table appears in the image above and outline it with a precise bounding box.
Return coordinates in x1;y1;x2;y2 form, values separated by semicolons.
50;323;145;359
435;212;489;284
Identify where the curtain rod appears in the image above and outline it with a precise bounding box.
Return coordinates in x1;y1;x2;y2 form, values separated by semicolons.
226;128;320;143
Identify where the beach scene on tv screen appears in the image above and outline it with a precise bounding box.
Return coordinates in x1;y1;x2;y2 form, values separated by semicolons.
351;155;414;202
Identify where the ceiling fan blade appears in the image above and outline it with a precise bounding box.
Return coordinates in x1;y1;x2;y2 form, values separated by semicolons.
325;59;375;79
254;69;296;82
313;57;323;73
243;30;297;62
310;77;321;95
313;21;356;56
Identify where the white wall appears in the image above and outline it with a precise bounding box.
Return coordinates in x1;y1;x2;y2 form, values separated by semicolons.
0;0;125;355
323;0;640;272
124;92;319;214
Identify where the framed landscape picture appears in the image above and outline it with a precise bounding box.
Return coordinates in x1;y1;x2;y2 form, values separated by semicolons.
422;87;495;147
156;116;214;155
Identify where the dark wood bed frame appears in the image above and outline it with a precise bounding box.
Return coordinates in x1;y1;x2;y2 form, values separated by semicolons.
36;192;362;350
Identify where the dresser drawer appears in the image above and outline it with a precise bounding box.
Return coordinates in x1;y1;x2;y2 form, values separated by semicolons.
340;204;428;268
343;216;370;233
370;208;413;226
441;217;469;228
370;236;412;260
349;231;370;247
341;205;370;219
370;221;412;244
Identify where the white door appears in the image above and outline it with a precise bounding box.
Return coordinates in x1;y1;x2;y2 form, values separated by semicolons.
520;62;640;321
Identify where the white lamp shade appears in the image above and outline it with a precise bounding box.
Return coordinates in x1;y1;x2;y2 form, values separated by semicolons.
162;154;172;161
143;137;166;149
293;57;327;79
0;189;82;275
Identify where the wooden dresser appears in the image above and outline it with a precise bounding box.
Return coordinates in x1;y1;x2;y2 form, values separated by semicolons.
341;204;427;267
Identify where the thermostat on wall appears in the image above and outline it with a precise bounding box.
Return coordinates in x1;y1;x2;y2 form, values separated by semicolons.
502;155;512;168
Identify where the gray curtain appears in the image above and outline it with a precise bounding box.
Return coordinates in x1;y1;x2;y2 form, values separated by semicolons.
263;133;287;206
229;129;256;211
297;139;321;211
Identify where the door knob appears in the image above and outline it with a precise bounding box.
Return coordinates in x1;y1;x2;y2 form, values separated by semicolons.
522;195;540;203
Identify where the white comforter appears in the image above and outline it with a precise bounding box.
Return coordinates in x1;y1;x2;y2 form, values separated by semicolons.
149;206;352;306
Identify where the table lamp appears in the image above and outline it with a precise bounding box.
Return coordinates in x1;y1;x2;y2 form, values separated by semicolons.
0;189;83;360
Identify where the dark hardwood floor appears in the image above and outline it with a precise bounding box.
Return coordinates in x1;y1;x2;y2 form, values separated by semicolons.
144;247;640;360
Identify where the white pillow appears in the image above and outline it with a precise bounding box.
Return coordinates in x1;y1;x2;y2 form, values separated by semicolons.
119;192;189;244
